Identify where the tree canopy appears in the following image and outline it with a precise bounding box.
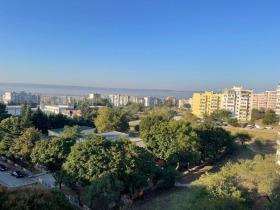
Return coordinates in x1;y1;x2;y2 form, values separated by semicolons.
94;107;129;132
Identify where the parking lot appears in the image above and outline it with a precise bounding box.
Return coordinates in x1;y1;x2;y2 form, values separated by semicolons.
0;162;38;187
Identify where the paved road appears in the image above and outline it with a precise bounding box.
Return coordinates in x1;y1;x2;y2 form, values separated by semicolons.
0;163;37;187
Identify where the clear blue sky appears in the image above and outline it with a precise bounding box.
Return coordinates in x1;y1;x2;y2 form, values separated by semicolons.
0;0;279;92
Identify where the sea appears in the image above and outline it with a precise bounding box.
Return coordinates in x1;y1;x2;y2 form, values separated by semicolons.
0;83;196;99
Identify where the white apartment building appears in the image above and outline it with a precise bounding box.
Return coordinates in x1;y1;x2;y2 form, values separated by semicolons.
2;91;40;105
276;82;280;116
129;96;144;104
178;98;192;108
88;93;101;100
222;86;253;121
109;94;130;107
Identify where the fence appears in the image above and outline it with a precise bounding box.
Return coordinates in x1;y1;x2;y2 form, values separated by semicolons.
38;177;92;210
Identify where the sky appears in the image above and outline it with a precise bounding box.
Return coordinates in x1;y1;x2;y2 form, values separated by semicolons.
0;0;279;92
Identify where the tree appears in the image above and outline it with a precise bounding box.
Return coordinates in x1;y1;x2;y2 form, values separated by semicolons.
227;118;239;127
9;127;42;162
31;126;80;173
0;116;23;156
63;136;156;194
183;103;191;109
174;155;280;209
262;109;279;125
31;108;49;134
20;105;32;129
143;120;200;168
95;107;129;132
234;132;252;145
0;103;11;122
139;113;170;140
251;108;265;123
0;186;74;210
195;123;234;162
85;175;123;209
48;113;71;129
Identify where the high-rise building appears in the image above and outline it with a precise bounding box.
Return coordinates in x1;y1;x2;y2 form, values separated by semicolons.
276;82;280;116
2;91;40;105
192;91;222;118
222;86;253;121
252;91;277;111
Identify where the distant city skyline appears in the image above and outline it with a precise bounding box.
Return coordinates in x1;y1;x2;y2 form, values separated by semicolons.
0;1;279;91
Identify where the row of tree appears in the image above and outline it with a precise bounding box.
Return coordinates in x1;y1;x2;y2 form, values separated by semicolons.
173;154;280;209
139;113;237;170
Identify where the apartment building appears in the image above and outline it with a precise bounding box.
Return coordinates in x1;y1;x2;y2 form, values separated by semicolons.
192;91;222;118
2;91;40;105
42;105;74;115
108;94;130;107
222;86;253;121
252;91;277;111
276;82;280;116
88;93;101;100
178;98;192;108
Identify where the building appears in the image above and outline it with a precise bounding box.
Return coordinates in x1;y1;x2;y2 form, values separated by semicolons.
88;93;101;100
192;91;222;118
2;91;40;105
166;96;176;106
252;91;277;111
222;86;253;121
144;96;155;107
129;96;144;104
42;105;74;115
48;126;128;142
276;82;280;116
178;98;192;109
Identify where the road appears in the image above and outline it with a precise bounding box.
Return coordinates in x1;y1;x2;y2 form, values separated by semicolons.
0;163;38;188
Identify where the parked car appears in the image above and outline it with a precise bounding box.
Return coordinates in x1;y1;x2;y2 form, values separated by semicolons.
247;124;254;129
0;164;7;171
265;126;273;130
11;171;23;178
239;123;247;128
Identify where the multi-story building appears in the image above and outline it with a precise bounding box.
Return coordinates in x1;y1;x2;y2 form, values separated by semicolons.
2;91;40;105
88;93;101;100
276;82;280;116
129;96;144;104
222;86;253;121
109;94;130;107
192;91;222;118
252;91;277;111
144;96;156;107
178;98;192;109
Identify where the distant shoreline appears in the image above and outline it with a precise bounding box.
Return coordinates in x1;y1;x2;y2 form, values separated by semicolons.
0;83;197;98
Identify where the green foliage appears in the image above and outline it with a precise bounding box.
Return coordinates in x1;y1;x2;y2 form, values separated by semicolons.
139;113;170;140
227;118;239;127
9;127;42;162
31;108;49;134
85;174;123;209
95;107;129;132
161;167;181;188
234;132;252;145
0;186;74;210
31;127;79;172
144;120;200;167
0;116;23;156
181;154;280;209
48;113;71;129
20;105;33;129
63;136;156;194
196;123;234;162
0;103;11;122
183;103;191;109
262;109;279;125
127;102;144;114
250;108;265;123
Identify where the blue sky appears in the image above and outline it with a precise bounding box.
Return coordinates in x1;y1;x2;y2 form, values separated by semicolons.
0;0;279;92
